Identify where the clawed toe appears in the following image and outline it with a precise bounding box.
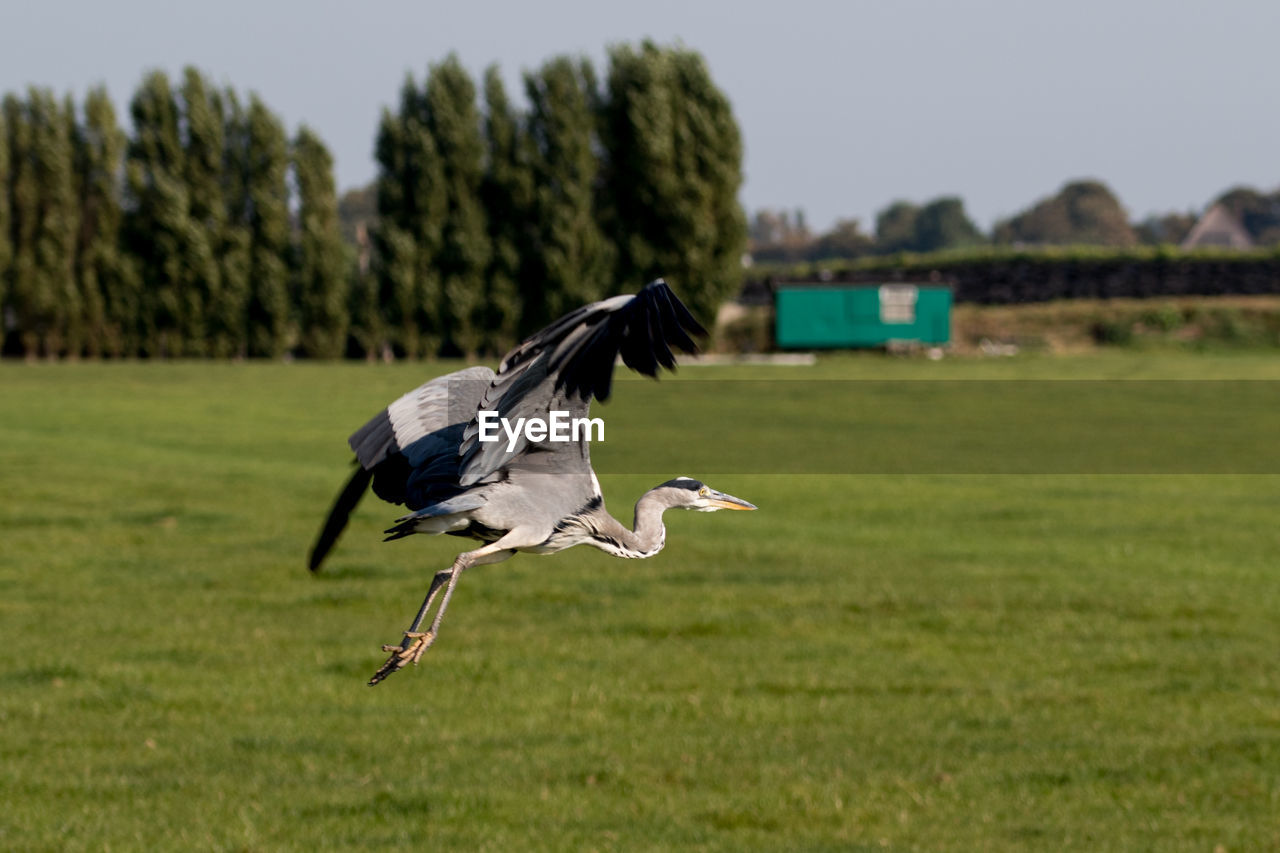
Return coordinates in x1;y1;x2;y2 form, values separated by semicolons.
368;631;436;686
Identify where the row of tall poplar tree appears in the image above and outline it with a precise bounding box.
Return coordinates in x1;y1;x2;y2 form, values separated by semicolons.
0;41;745;360
0;69;347;359
367;42;743;358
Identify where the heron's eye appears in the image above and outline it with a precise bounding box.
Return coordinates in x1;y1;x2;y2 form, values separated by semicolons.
698;487;709;497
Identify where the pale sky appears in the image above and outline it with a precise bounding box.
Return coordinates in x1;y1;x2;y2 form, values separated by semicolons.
3;0;1278;232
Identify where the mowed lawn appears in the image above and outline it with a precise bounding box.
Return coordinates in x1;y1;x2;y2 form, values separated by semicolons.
2;352;1278;850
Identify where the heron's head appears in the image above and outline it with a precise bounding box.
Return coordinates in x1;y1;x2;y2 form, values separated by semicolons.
653;477;757;513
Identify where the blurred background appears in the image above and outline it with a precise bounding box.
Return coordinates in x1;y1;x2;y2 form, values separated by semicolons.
3;3;1279;850
3;0;1280;360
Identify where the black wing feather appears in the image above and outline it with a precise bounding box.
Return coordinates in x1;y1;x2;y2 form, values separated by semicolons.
643;295;675;371
308;463;374;571
658;283;700;354
569;280;704;399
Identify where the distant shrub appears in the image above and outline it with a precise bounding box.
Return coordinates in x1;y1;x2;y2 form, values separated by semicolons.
949;296;1280;353
1141;305;1184;333
1091;318;1134;345
714;306;774;353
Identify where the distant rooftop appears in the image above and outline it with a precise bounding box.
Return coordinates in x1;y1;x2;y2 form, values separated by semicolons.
1181;203;1254;249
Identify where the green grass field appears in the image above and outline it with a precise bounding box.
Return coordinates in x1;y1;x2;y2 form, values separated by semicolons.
2;352;1278;850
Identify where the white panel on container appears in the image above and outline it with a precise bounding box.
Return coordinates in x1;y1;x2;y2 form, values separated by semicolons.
879;285;917;324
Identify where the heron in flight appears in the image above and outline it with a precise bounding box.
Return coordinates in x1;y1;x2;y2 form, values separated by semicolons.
309;280;756;685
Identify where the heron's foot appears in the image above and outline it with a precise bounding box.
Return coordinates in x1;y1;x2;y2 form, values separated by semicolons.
368;630;435;686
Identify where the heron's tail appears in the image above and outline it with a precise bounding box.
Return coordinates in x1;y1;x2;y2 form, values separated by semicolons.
381;493;487;542
308;462;374;572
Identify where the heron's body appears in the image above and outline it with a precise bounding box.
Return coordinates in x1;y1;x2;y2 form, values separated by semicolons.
309;280;756;684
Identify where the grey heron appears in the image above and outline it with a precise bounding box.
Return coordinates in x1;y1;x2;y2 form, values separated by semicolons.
309;280;757;685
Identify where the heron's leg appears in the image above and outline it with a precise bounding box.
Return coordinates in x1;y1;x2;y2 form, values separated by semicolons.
369;567;454;671
368;543;515;686
405;569;454;635
378;560;472;660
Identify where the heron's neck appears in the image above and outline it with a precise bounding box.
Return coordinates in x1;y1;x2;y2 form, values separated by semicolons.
593;491;668;559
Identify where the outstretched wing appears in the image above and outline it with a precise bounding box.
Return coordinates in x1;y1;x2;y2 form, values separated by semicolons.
457;279;705;487
308;365;496;570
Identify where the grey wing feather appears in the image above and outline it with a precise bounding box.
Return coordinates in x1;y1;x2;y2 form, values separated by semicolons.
457;280;704;487
348;365;495;469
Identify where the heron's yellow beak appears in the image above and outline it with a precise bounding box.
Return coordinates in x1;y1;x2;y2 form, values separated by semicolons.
709;492;756;511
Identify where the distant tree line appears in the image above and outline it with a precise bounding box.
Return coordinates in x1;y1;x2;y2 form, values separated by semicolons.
2;41;746;360
750;180;1280;264
760;248;1280;307
1;70;347;359
361;43;744;358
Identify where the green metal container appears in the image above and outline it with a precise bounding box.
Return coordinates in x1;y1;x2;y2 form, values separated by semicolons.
775;283;951;348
